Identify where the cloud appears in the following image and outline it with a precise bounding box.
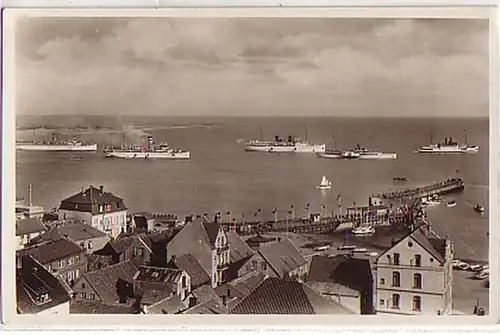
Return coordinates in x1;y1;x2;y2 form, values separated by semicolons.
15;17;489;117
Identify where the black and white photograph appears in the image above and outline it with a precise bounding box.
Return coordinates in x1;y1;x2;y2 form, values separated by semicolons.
2;7;497;324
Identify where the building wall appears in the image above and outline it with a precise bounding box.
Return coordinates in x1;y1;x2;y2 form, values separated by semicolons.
213;229;230;286
16;232;43;251
36;301;70;316
73;276;102;301
124;238;153;268
237;253;277;278
328;294;361;315
288;263;309;282
375;234;452;315
45;251;87;286
58;210;128;239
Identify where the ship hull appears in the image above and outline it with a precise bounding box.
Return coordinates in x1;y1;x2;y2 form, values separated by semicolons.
245;144;326;153
16;144;98;152
358;153;397;160
105;151;190;159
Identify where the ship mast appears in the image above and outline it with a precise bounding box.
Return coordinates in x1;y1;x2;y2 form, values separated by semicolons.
28;183;33;207
464;129;468;145
259;125;264;141
304;125;308;142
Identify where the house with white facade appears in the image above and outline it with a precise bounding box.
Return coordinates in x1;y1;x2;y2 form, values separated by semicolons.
58;185;128;239
16;217;47;250
374;223;454;315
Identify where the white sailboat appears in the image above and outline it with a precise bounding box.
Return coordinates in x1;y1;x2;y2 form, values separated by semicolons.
317;175;332;190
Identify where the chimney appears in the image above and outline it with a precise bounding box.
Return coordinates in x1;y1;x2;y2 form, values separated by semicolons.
81;187;85;194
99;185;104;195
171;255;177;263
222;295;227;306
227;288;231;299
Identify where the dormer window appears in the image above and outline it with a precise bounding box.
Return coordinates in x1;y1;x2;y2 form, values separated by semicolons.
35;293;51;305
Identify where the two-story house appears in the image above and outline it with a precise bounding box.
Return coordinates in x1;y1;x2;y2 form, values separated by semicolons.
234;237;309;281
16;217;47;250
16;254;71;315
38;222;109;254
374;224;454;315
167;217;230;288
19;238;87;286
58;185;128;238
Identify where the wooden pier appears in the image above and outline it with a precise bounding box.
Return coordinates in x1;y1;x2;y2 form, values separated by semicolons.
372;178;465;203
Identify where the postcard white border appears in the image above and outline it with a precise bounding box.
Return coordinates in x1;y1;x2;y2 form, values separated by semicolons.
2;6;499;330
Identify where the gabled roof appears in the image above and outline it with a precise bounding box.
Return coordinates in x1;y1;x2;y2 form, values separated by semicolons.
134;266;185;284
82;261;138;303
258;238;308;277
96;234;152;256
191;284;222;306
21;238;83;265
146;295;185;314
226;231;254;263
202;221;221;246
16;255;71;314
39;223;107;243
182;299;227;314
167;254;210;289
229;277;354;315
59;185;127;214
16;218;47;236
376;225;447;265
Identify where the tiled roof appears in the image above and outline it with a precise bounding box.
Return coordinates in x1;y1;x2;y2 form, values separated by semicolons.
191;284;222;306
146;295;186;314
16;255;71;314
259;238;308;277
134;266;185;284
307;255;373;294
168;254;210;289
245;234;276;244
226;231;255;263
16;218;47;236
87;254;114;272
140;287;174;306
167;218;215;276
39;223;107;243
229;277;353;315
306;281;360;298
83;261;138;303
214;271;267;310
59;185;127;214
21;238;83;265
182;300;227;314
70;300;140;314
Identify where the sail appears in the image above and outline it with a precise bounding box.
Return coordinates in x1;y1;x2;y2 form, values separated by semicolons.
321;175;328;185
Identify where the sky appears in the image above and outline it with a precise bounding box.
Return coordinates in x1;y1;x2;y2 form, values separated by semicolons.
15;16;489;117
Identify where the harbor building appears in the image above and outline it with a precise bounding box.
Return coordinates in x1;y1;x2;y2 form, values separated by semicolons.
15;217;47;250
374;224;454;315
16;185;45;220
58;185;128;239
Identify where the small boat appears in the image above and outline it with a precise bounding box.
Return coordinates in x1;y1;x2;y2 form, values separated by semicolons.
352;248;368;253
452;259;461;268
470;264;484;272
393;176;408;182
71;156;83;161
337;245;357;251
317;175;332;190
473;271;489;280
457;262;470;271
352;226;375;236
447;200;457;208
473;204;485;213
367;251;378;257
314;244;331;251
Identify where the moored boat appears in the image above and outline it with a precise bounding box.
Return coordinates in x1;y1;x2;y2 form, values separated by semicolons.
473;204;485;213
417;131;479;154
351;144;397;160
352;225;375;236
104;136;190;160
16;133;98;152
447;200;457;208
245;135;326;153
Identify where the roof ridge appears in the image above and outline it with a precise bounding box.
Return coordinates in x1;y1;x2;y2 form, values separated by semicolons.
228;275;269;313
85;259;137;276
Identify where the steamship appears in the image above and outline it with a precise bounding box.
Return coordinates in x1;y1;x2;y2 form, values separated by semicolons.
245;135;326;153
418;131;479;154
16;133;98;152
104;136;190;159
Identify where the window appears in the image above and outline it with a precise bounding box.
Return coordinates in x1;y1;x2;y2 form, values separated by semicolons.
415;254;422;267
59;260;65;268
88;241;93;250
413;273;422;289
66;272;72;282
394;253;400;265
246;264;252;271
412;296;421;311
75;269;80;279
392;272;401;287
36;293;50;304
392;294;400;309
380;278;385;285
80;293;87;299
75;255;80;263
133;247;145;257
88;293;95;300
182;276;187;288
82;283;86;288
386;255;391;264
261;262;267;271
252;260;257;269
379;299;385;306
